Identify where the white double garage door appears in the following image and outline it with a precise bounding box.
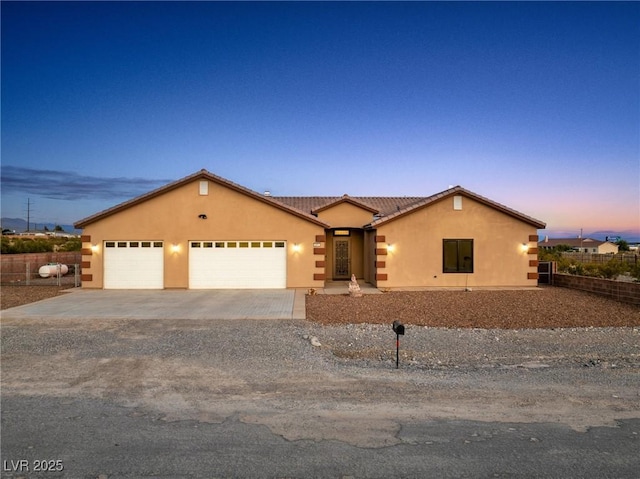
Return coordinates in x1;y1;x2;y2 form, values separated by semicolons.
103;240;287;289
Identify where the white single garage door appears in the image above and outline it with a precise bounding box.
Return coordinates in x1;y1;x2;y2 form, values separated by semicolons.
103;241;164;289
189;240;286;289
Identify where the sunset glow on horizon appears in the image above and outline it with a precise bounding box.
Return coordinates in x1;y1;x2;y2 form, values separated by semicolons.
1;2;638;240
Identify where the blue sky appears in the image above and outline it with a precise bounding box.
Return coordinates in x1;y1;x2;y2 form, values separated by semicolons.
2;1;639;238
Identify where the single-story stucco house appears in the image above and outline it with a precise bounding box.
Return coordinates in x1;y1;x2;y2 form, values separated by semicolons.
538;237;619;254
74;169;546;290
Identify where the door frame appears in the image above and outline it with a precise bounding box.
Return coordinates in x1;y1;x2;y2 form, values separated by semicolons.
333;237;351;280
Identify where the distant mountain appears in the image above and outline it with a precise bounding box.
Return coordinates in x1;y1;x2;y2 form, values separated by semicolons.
1;217;82;234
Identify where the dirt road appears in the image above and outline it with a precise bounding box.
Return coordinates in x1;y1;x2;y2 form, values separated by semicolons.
2;315;639;449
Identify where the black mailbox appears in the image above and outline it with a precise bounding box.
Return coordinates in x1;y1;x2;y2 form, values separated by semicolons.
392;320;405;335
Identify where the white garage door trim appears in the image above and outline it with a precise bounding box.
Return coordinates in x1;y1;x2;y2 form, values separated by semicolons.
189;240;286;289
104;241;164;289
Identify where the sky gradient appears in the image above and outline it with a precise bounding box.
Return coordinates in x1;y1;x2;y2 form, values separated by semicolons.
2;1;639;238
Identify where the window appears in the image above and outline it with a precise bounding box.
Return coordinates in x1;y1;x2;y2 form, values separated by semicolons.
443;239;474;273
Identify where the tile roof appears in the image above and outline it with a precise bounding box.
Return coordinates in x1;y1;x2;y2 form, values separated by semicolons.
74;169;546;230
273;196;425;217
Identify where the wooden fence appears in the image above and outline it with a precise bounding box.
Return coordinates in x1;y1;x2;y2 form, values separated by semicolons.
560;252;638;265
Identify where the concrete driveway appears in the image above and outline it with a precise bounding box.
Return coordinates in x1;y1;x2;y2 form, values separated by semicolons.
0;288;306;320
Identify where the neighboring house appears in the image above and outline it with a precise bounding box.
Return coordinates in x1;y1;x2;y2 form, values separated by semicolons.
74;169;546;290
538;237;619;254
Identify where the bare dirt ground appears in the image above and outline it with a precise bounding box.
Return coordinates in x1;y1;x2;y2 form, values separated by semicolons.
1;285;75;310
1;285;639;450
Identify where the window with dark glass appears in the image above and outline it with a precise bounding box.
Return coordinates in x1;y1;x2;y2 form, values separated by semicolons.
443;239;474;273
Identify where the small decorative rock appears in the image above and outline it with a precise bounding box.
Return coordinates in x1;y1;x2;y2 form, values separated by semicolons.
310;336;321;347
348;274;362;297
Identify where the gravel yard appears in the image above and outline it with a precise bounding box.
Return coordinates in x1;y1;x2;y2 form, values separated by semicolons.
306;287;640;328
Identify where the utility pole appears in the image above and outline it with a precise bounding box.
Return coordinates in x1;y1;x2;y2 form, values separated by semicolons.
27;198;31;232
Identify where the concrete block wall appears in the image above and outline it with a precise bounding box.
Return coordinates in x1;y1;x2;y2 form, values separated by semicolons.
553;273;640;306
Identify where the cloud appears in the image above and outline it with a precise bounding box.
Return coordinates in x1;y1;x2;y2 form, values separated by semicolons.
1;165;172;201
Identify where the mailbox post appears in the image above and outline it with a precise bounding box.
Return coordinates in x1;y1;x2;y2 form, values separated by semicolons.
392;321;405;369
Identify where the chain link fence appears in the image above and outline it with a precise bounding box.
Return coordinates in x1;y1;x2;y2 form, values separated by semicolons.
1;252;82;287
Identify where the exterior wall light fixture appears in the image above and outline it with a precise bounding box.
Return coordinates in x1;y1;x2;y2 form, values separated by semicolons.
521;243;529;253
171;244;180;253
292;243;301;253
91;244;99;253
387;244;395;253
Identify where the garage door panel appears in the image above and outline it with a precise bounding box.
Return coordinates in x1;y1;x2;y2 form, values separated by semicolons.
104;241;164;289
189;241;286;289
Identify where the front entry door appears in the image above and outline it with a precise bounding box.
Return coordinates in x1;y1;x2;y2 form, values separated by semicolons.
334;239;350;279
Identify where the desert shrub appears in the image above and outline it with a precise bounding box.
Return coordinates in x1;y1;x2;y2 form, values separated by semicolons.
598;258;630;279
0;237;81;254
57;237;81;252
629;262;640;282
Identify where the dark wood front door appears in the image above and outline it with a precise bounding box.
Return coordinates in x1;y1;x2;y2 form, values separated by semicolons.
334;239;350;279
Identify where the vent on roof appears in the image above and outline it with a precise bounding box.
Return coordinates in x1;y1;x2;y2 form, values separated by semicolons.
264;190;271;196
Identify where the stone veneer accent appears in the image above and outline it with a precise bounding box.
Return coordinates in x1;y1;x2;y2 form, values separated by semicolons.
313;235;327;282
375;235;388;283
80;235;92;284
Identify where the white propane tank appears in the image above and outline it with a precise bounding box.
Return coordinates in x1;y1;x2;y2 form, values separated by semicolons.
38;263;69;278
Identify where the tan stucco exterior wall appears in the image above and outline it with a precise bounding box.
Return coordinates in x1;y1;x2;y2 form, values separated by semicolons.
316;202;375;228
597;242;619;254
373;195;539;288
80;179;325;289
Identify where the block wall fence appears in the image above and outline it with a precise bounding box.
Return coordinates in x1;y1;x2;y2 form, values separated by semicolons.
553;273;640;306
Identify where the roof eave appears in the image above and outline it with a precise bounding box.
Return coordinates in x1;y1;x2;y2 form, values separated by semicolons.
312;196;379;214
366;186;546;229
74;169;330;229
